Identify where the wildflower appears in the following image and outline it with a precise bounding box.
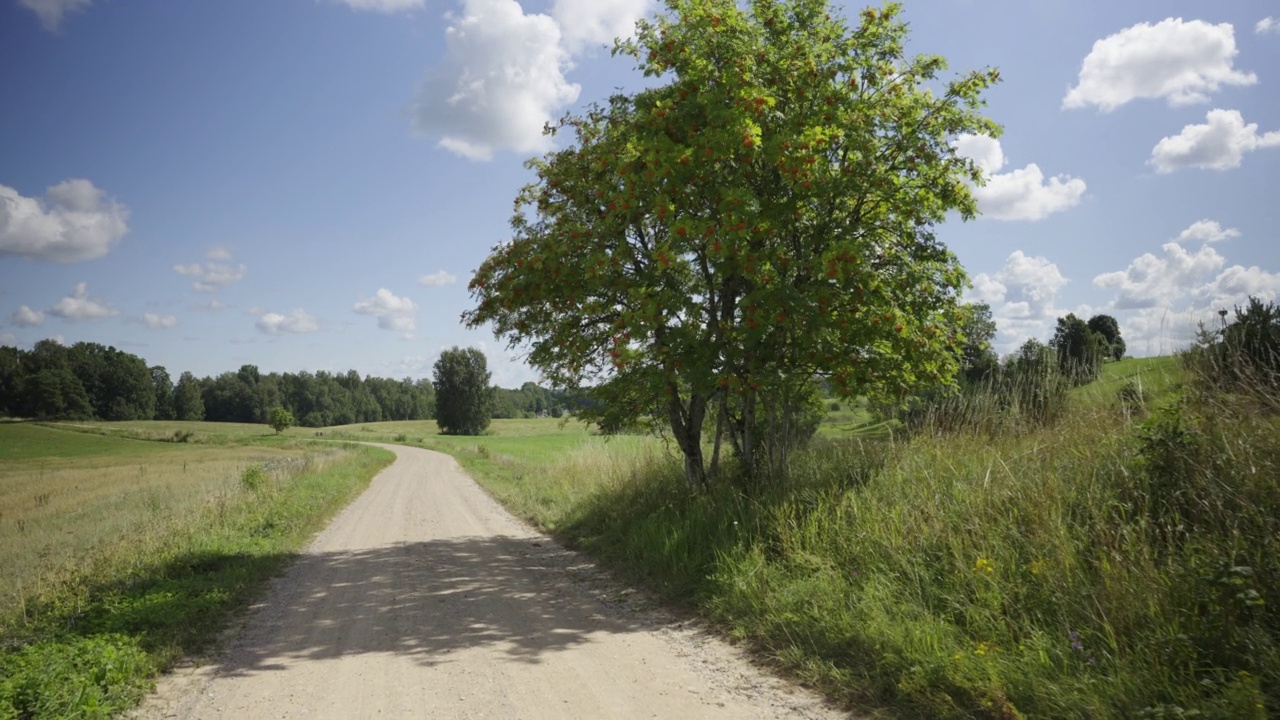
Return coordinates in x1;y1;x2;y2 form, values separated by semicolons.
1069;632;1084;652
1029;559;1045;575
975;641;991;656
974;557;994;575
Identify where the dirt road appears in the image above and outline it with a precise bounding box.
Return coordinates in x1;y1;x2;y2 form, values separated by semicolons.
137;443;849;719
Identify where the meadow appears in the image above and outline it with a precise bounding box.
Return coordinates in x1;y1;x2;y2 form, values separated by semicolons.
413;356;1277;719
0;423;393;719
3;353;1273;718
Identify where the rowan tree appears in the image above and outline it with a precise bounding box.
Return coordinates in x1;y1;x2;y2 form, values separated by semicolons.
465;0;1001;485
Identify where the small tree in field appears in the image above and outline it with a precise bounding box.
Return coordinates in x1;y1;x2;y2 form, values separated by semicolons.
465;0;1000;485
433;347;494;436
268;406;295;434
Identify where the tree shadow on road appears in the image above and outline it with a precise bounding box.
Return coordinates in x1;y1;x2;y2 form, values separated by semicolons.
208;535;665;676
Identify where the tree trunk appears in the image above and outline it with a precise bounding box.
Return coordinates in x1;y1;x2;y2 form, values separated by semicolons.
667;389;708;488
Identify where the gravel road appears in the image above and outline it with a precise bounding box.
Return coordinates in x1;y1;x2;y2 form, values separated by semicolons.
135;443;851;719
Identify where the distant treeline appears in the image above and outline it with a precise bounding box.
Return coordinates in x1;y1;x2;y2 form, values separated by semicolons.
0;340;569;427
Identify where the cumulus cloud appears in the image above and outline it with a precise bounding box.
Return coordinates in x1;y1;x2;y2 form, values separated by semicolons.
1063;18;1256;111
0;179;129;262
552;0;651;52
1093;242;1280;354
143;313;178;330
328;0;423;12
10;306;45;328
174;248;248;292
1177;219;1240;244
354;288;419;332
967;251;1070;351
1257;17;1279;34
1149;109;1280;173
256;309;319;336
419;270;458;287
413;0;579;161
954;135;1087;221
1094;242;1224;309
47;282;119;321
18;0;92;31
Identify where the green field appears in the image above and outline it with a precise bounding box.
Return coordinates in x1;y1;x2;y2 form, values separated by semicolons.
0;422;393;719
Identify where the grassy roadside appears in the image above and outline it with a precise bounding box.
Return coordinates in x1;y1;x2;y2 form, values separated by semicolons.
428;357;1278;718
0;425;393;719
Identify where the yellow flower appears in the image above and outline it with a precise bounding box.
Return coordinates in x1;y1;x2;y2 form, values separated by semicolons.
1029;559;1045;575
974;557;994;575
975;642;991;656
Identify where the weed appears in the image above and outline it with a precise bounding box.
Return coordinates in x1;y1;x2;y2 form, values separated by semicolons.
240;466;268;492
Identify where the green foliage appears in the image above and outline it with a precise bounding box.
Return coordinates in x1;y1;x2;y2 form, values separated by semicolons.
240;465;268;492
466;0;1000;484
1052;313;1107;384
268;406;295;434
447;361;1280;717
172;371;205;421
433;347;494;436
1088;314;1126;362
958;302;999;385
0;635;153;719
1187;296;1280;398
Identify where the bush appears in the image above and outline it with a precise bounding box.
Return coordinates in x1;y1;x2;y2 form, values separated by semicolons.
240;465;268;492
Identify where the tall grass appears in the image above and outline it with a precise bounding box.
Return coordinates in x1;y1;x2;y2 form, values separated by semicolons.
0;436;393;719
456;357;1277;718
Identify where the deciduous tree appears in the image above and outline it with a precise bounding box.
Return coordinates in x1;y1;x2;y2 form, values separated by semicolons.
465;0;999;485
433;347;494;436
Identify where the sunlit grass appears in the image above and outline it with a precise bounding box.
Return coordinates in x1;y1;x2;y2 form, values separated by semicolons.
0;422;394;720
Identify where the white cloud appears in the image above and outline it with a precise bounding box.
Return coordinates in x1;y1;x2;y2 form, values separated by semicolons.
419;270;458;287
328;0;423;12
0;179;129;262
413;0;580;161
256;309;319;336
968;251;1070;352
10;306;45;328
1176;219;1240;244
1257;17;1279;34
43;334;66;346
1093;243;1280;354
354;288;419;332
1149;109;1280;173
552;0;651;52
1063;18;1256;111
206;246;233;262
18;0;92;31
954;135;1086;221
1094;242;1224;310
143;313;178;330
174;249;248;292
47;282;119;321
0;332;15;346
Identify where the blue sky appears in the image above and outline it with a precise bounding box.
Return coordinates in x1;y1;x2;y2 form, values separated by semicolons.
2;0;1278;386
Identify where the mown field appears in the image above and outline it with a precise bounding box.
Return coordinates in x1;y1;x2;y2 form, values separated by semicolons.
0;423;393;719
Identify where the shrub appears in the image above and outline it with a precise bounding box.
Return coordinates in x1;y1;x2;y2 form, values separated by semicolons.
240;465;268;492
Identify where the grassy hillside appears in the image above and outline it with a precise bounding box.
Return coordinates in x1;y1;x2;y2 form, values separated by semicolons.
425;355;1278;718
